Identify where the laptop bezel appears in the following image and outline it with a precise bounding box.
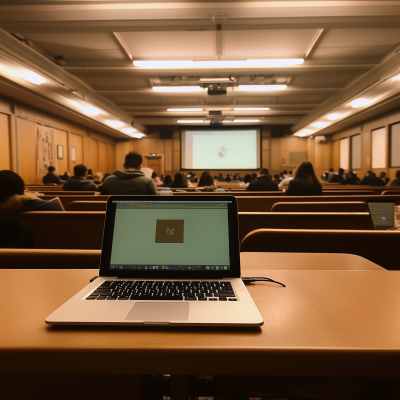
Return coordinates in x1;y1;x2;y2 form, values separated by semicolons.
366;197;397;230
99;195;241;278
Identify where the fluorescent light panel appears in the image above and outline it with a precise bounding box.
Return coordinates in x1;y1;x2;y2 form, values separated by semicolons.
350;98;370;108
225;119;260;123
177;120;205;123
0;65;46;85
134;59;303;68
168;108;203;111
153;86;204;92
107;120;124;128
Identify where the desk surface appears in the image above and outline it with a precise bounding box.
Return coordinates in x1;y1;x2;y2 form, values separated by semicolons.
0;254;398;378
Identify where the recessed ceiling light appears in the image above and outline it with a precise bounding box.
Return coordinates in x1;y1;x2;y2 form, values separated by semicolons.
350;98;370;108
131;133;145;138
0;66;46;85
312;122;326;128
153;86;204;92
107;120;124;128
327;113;341;121
177;120;205;123
134;60;194;68
225;119;260;122
302;130;313;134
296;133;307;137
67;100;100;116
238;85;287;91
167;108;203;112
234;108;269;111
123;128;137;134
246;59;304;66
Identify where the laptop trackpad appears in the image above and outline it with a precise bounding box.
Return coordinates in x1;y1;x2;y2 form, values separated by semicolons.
125;302;189;322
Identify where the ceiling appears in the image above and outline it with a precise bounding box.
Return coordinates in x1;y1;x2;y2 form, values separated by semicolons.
1;1;400;136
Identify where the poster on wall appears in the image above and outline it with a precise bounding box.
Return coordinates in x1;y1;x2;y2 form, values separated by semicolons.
37;126;56;175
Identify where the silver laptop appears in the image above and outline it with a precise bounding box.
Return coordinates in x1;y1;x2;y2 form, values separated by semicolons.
366;199;396;230
46;195;264;327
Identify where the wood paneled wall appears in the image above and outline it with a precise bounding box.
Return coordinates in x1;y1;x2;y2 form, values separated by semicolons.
0;94;118;184
329;108;400;181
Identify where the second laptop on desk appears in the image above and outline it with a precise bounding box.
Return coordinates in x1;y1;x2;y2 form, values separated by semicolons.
46;195;264;327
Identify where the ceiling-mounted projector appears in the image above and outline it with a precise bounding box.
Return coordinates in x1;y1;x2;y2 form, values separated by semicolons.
208;85;227;95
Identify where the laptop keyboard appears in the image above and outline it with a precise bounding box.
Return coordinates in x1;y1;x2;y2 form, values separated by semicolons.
86;280;237;301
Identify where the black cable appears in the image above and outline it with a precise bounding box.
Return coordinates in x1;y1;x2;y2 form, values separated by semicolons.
242;277;286;287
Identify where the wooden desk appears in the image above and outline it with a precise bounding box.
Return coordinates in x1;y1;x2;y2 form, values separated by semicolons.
0;255;397;399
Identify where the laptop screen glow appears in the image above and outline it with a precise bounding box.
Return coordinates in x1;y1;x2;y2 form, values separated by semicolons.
367;201;396;230
110;200;231;272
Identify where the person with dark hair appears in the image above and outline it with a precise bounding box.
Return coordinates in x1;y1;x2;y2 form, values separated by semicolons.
152;171;162;186
341;171;360;185
279;169;294;187
0;170;63;212
161;174;172;187
59;171;70;181
251;173;258;182
43;166;61;185
63;164;97;191
329;168;345;183
379;172;390;185
272;174;281;183
197;171;216;189
98;151;157;195
388;170;400;186
360;170;385;186
285;161;322;196
169;172;188;188
187;172;198;183
246;168;279;192
243;174;252;186
87;169;94;180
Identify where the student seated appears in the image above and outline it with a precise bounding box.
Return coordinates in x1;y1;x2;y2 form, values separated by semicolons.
152;171;163;186
93;172;103;185
278;169;293;187
388;170;400;186
63;164;97;191
246;168;279;192
43;166;61;185
243;173;252;186
0;170;63;212
359;171;385;186
59;171;70;181
285;161;322;196
379;172;390;185
169;172;188;189
161;174;172;187
272;173;281;184
86;169;94;180
341;171;360;185
197;171;217;191
99;151;157;195
329;168;345;183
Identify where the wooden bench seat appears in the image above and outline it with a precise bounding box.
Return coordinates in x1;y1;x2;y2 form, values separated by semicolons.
240;228;400;270
3;211;373;249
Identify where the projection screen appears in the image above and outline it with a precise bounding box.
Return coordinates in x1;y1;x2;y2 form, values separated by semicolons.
181;128;261;169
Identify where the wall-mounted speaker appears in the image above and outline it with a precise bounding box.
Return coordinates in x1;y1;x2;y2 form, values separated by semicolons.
160;129;173;139
271;127;285;138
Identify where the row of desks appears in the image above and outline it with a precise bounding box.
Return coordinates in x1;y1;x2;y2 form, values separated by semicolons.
1;253;399;400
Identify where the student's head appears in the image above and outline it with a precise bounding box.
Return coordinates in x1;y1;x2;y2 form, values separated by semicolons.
74;164;87;178
0;170;25;202
151;171;158;179
329;168;334;172
163;174;172;186
252;173;257;181
48;166;55;174
294;161;319;187
198;171;214;186
258;168;269;177
282;170;288;176
172;172;185;186
338;168;344;175
124;151;142;170
243;174;252;184
93;172;103;181
87;169;93;175
379;172;386;178
366;170;376;177
396;170;400;179
273;174;280;180
289;170;292;175
219;173;223;178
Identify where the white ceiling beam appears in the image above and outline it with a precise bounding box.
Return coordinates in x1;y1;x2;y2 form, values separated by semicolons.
112;32;134;61
304;28;325;59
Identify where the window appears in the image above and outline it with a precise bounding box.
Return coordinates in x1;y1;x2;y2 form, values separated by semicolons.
371;127;386;169
339;137;349;170
390;123;400;167
350;134;361;170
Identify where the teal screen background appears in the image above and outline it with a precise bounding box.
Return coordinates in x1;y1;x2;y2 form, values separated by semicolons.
110;208;230;265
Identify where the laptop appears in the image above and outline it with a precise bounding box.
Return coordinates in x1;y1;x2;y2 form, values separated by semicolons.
46;195;264;327
366;199;397;230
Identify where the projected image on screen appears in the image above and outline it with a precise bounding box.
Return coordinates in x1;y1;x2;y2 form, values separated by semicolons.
181;129;261;169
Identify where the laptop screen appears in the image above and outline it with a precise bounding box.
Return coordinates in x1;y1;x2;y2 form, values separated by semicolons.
109;199;232;273
367;201;396;230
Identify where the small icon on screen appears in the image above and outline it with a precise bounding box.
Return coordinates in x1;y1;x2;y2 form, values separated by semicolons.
206;266;210;270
